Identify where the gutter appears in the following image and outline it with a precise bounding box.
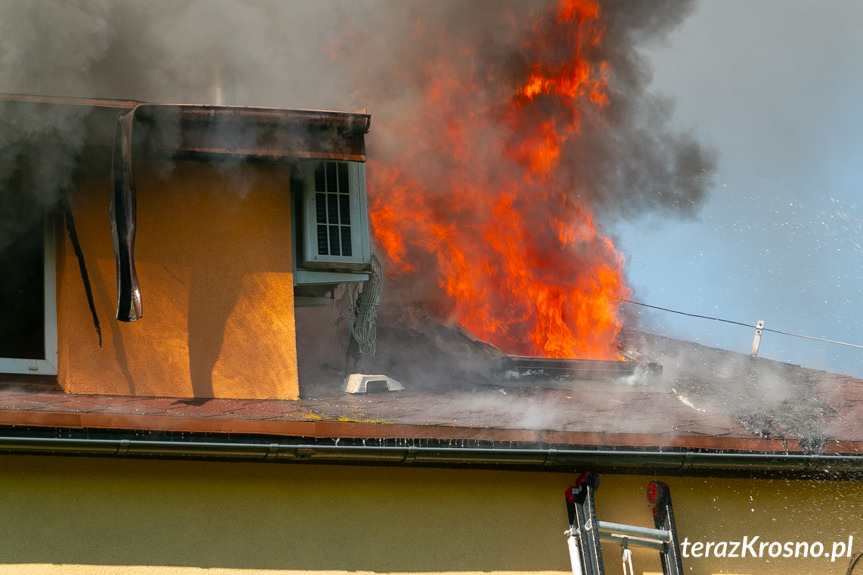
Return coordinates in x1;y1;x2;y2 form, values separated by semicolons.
0;435;861;478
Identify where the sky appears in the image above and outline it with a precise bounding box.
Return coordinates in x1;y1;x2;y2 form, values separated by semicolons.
615;0;863;377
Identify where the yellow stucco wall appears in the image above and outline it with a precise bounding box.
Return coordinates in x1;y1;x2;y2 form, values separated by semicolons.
58;158;299;399
0;454;862;575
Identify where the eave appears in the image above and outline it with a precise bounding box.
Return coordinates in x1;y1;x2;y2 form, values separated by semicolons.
0;92;371;162
2;378;863;479
2;430;863;480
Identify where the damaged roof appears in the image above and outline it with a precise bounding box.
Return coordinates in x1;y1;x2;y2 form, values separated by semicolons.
1;307;862;475
1;91;858;475
0;92;371;162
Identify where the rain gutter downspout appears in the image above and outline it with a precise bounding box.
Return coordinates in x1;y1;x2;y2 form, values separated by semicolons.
0;436;861;477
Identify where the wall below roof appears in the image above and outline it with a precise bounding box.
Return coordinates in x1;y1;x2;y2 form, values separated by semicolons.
58;157;298;399
1;454;862;575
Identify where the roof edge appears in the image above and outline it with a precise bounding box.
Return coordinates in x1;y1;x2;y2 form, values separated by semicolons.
1;433;861;480
0;92;372;124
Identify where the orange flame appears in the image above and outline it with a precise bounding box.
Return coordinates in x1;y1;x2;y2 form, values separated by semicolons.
367;0;630;360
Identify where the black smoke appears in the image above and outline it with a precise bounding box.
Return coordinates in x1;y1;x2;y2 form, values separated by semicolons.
0;0;714;222
0;0;716;365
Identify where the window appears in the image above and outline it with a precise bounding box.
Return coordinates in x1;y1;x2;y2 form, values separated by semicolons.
314;161;353;258
300;160;370;270
0;211;57;375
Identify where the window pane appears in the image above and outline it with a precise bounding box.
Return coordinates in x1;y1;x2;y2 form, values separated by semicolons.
315;193;327;224
0;216;44;360
327;193;339;228
339;194;351;226
328;225;340;255
326;162;337;194
314;164;325;192
340;226;352;257
337;162;348;193
316;224;329;255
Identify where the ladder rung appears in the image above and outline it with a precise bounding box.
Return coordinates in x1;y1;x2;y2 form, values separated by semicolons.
599;531;667;551
597;521;671;545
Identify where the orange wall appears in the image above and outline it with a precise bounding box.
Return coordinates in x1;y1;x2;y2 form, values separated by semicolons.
58;158;299;400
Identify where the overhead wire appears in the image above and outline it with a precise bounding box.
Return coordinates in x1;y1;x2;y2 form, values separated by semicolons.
621;299;863;351
621;300;752;329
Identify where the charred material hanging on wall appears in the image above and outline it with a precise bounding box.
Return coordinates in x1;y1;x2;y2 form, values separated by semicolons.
110;106;142;322
61;187;102;344
0;93;372;324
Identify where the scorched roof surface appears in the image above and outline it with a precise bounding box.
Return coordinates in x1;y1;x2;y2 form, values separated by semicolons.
1;317;861;457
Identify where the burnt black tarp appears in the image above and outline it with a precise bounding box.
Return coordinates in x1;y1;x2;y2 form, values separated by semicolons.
110;107;142;322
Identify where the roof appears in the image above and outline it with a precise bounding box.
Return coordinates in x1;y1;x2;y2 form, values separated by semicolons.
2;308;862;476
0;92;371;162
1;91;858;476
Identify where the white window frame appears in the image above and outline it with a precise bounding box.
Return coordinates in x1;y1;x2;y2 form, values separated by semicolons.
0;217;58;375
301;160;371;270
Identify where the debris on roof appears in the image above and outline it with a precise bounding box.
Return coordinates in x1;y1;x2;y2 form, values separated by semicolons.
296;305;852;455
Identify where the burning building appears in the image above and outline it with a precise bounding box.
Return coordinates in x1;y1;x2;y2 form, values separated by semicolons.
2;2;863;575
0;0;720;389
0;93;373;400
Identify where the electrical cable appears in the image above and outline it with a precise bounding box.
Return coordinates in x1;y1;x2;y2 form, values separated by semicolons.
622;299;752;329
759;327;863;350
350;253;382;357
622;299;863;351
846;550;863;575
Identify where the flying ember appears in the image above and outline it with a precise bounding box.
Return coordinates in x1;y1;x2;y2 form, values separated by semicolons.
367;0;630;360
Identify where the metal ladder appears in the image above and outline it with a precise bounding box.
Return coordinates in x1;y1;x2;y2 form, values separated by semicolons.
564;472;684;575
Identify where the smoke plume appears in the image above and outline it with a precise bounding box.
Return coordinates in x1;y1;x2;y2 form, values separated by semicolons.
322;0;718;356
337;0;716;221
0;0;714;201
0;0;716;357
